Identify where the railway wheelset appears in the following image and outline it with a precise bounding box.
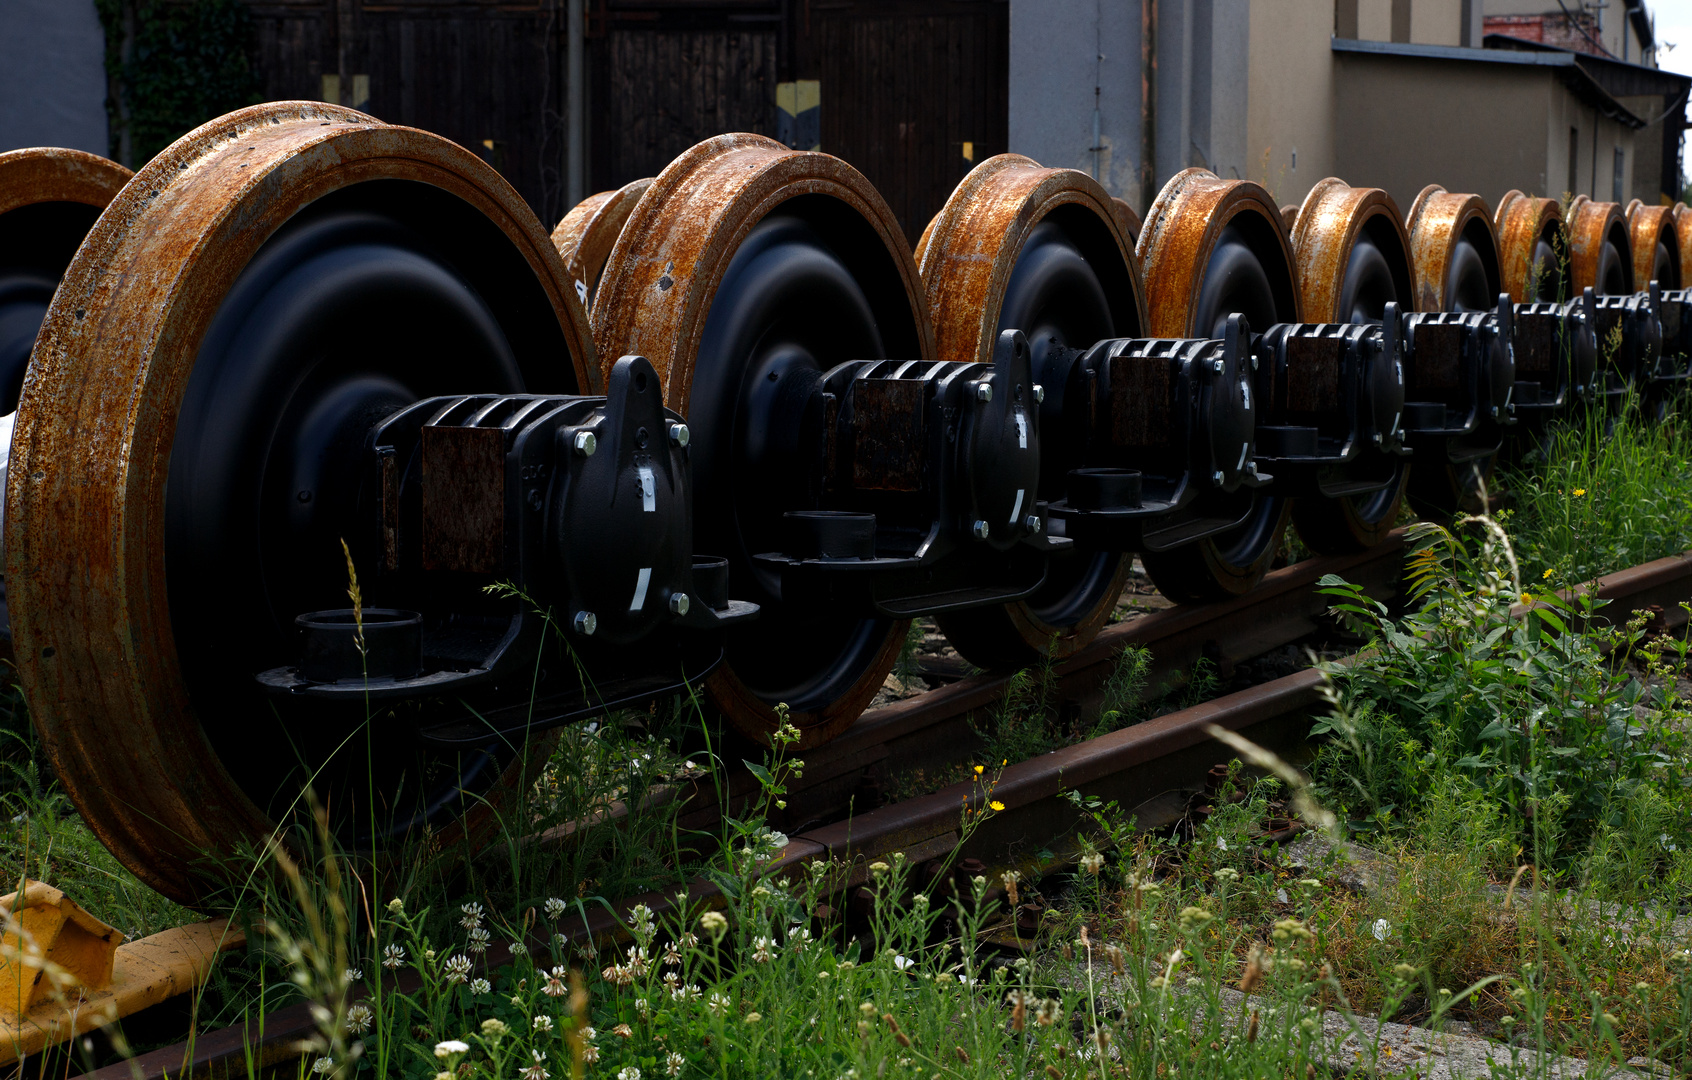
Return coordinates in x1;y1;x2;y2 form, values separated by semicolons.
2;102;1689;906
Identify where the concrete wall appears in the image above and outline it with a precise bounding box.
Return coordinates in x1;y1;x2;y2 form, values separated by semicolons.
1246;0;1334;206
1008;0;1145;204
1332;51;1555;209
1412;0;1465;45
0;0;107;155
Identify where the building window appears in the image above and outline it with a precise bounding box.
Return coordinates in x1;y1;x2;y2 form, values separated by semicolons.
1568;128;1579;197
1612;147;1625;201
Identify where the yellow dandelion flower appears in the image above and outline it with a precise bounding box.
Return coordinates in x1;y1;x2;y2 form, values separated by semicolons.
1542;568;1554;580
974;765;985;775
1520;592;1534;605
1572;488;1586;497
989;800;1006;812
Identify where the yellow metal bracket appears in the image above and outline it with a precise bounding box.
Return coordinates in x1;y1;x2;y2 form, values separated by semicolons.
1;880;245;1063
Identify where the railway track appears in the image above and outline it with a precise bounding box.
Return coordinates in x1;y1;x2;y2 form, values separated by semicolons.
72;540;1692;1080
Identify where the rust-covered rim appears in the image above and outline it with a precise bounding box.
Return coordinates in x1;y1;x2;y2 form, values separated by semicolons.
917;154;1146;369
550;177;652;309
1494;190;1565;303
6;101;595;904
1675;203;1692;288
1565;194;1634;295
1137;166;1302;335
591;132;930;748
1289;177;1414;322
1111;196;1143;247
916;154;1143;662
1279;204;1300;232
0;146;132;216
1625;201;1681;290
1405;184;1500;312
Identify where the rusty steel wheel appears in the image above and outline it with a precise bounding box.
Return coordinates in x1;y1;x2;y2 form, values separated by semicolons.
551;177;652;310
1285;178;1414;553
1404;185;1503;516
1495;191;1567;303
8;102;595;905
1135;167;1297;602
915;155;1145;668
1626;202;1681;290
1407;185;1501;313
591;133;929;748
0;148;132;415
1566;196;1633;296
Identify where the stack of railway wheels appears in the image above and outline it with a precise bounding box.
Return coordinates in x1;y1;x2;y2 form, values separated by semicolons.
0;105;1682;907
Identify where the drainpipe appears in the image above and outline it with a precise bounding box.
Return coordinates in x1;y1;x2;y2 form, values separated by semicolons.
1141;0;1157;214
568;0;584;208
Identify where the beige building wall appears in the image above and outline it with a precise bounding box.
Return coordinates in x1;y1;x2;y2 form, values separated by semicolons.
1245;0;1335;205
1332;52;1556;210
1357;0;1393;41
1411;0;1464;45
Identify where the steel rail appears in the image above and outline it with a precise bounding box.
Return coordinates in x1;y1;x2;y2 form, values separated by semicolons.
78;546;1692;1080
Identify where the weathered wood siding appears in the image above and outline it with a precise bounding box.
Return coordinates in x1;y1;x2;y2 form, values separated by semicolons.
241;1;1006;239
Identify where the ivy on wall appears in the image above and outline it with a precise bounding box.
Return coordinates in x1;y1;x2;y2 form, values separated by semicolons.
94;0;262;167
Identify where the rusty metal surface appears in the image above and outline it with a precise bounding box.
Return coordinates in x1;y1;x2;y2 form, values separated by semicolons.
1290;177;1414;322
1112;196;1143;246
550;177;651;308
1674;201;1691;282
0;147;131;218
846;379;927;492
590;132;927;747
1626;201;1680;290
1405;184;1498;312
6;101;597;906
1566;195;1633;295
1137;166;1302;335
915;155;1145;661
420;425;506;573
1494;190;1564;303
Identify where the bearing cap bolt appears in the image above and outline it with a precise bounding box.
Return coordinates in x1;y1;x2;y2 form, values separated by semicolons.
971;519;990;540
669;592;690;616
1025;515;1043;534
1211;358;1226;375
975;382;993;403
1033;384;1045;404
1211;470;1225;486
668;422;690;447
573;610;598;636
573;430;597;457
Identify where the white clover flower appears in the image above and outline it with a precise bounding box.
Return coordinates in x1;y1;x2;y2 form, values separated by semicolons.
636;997;652;1020
617;1068;641;1080
1080;852;1105;875
707;991;732;1015
343;967;363;983
665;1051;685;1077
1372;918;1390;942
344;1004;373;1035
662;943;682;965
471;978;491;995
581;1025;597;1041
435;1040;470;1058
460;902;485;931
544;970;568;996
467;926;492;953
509;941;527;956
752;936;776;963
545;897;567;920
582;1045;600;1064
312;1057;334;1075
444;954;473;983
532;1014;554;1033
382;943;406;969
1216;837;1229;852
